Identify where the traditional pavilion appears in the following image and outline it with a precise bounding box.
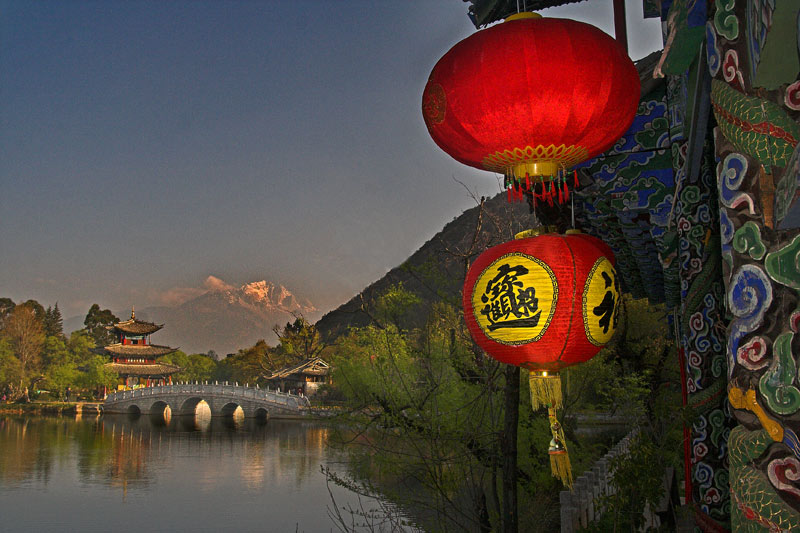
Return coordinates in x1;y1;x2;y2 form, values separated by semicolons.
264;357;331;396
104;309;181;390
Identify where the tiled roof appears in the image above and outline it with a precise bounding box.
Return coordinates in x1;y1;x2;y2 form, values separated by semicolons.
104;362;181;376
103;344;177;357
110;318;163;335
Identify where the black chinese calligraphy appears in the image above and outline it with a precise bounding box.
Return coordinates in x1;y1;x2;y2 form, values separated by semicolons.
592;270;620;334
480;263;542;331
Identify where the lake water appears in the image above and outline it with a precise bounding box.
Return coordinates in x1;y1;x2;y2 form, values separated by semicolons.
0;413;400;533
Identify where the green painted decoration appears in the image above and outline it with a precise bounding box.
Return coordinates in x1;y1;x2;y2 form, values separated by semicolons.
733;221;767;260
711;79;800;170
765;235;800;289
714;0;739;41
758;331;800;415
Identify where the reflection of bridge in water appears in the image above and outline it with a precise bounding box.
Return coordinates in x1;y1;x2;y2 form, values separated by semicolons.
104;382;311;419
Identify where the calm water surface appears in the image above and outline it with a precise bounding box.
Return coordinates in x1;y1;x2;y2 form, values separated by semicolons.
0;413;380;532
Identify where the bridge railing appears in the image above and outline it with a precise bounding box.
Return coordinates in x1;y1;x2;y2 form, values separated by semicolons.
105;382;311;408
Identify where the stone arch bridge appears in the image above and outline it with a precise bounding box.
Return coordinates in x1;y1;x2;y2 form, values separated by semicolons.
104;382;311;419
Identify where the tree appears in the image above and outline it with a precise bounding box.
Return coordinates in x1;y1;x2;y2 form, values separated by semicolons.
22;299;45;321
41;335;77;400
214;341;271;384
0;298;15;330
328;294;546;532
79;354;118;394
268;315;324;370
43;303;64;338
0;338;23;397
158;351;217;382
2;304;45;376
83;304;119;347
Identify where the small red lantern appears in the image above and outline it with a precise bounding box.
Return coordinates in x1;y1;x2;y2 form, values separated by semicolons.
423;12;639;203
463;230;620;485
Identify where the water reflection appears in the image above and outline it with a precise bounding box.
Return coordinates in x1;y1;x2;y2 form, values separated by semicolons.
0;414;358;532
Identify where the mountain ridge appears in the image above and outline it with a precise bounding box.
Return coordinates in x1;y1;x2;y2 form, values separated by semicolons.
315;191;538;341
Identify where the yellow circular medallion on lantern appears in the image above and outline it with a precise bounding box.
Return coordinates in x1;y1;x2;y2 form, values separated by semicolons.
582;257;620;346
471;253;558;345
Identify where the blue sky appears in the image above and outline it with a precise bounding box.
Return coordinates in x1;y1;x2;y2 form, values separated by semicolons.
1;0;662;319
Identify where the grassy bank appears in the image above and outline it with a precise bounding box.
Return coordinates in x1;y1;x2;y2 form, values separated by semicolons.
0;401;102;415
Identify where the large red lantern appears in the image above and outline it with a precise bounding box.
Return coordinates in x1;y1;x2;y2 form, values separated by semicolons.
423;13;640;203
463;230;620;485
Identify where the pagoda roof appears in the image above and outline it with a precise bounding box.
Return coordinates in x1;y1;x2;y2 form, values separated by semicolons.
103;344;177;357
110;318;163;335
104;361;181;376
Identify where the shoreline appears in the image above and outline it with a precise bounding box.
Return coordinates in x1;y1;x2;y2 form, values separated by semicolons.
0;401;103;416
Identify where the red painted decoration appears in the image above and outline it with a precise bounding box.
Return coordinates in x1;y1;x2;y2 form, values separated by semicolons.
423;13;639;186
462;232;618;371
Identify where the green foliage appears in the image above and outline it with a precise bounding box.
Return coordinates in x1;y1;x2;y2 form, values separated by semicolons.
68;329;97;359
0;339;23;396
79;354;118;392
571;296;682;531
372;283;422;330
158;351;217;382
329;290;556;532
213;341;269;385
83;304;119;347
44;360;79;400
326;288;677;532
0;316;111;400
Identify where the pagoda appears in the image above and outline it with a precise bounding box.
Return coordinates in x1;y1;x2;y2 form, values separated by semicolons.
104;308;181;390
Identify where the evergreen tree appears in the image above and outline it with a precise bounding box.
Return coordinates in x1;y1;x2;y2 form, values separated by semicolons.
43;303;64;338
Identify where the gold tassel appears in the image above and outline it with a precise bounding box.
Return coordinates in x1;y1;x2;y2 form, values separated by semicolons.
528;370;563;410
548;406;573;489
549;448;572;487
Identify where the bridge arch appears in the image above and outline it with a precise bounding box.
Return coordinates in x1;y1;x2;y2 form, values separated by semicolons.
253;407;269;421
179;397;209;417
126;404;141;416
149;401;171;425
220;402;244;418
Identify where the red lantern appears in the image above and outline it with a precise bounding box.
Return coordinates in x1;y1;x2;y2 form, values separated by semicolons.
462;230;620;485
423;13;639;201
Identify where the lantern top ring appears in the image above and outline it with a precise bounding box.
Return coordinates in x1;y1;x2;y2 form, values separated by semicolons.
505;12;542;22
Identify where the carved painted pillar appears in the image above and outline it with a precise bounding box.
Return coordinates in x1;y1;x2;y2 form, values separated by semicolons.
705;0;800;530
673;77;733;531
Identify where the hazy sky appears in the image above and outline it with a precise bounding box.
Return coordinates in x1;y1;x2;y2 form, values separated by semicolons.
1;0;662;319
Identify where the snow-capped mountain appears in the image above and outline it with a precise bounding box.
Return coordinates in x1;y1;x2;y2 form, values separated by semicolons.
136;278;318;357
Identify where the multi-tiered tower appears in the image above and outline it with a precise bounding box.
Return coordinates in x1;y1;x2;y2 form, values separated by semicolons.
104;309;181;390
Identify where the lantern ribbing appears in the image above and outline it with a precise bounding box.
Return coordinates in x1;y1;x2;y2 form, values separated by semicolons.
423;14;640;204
